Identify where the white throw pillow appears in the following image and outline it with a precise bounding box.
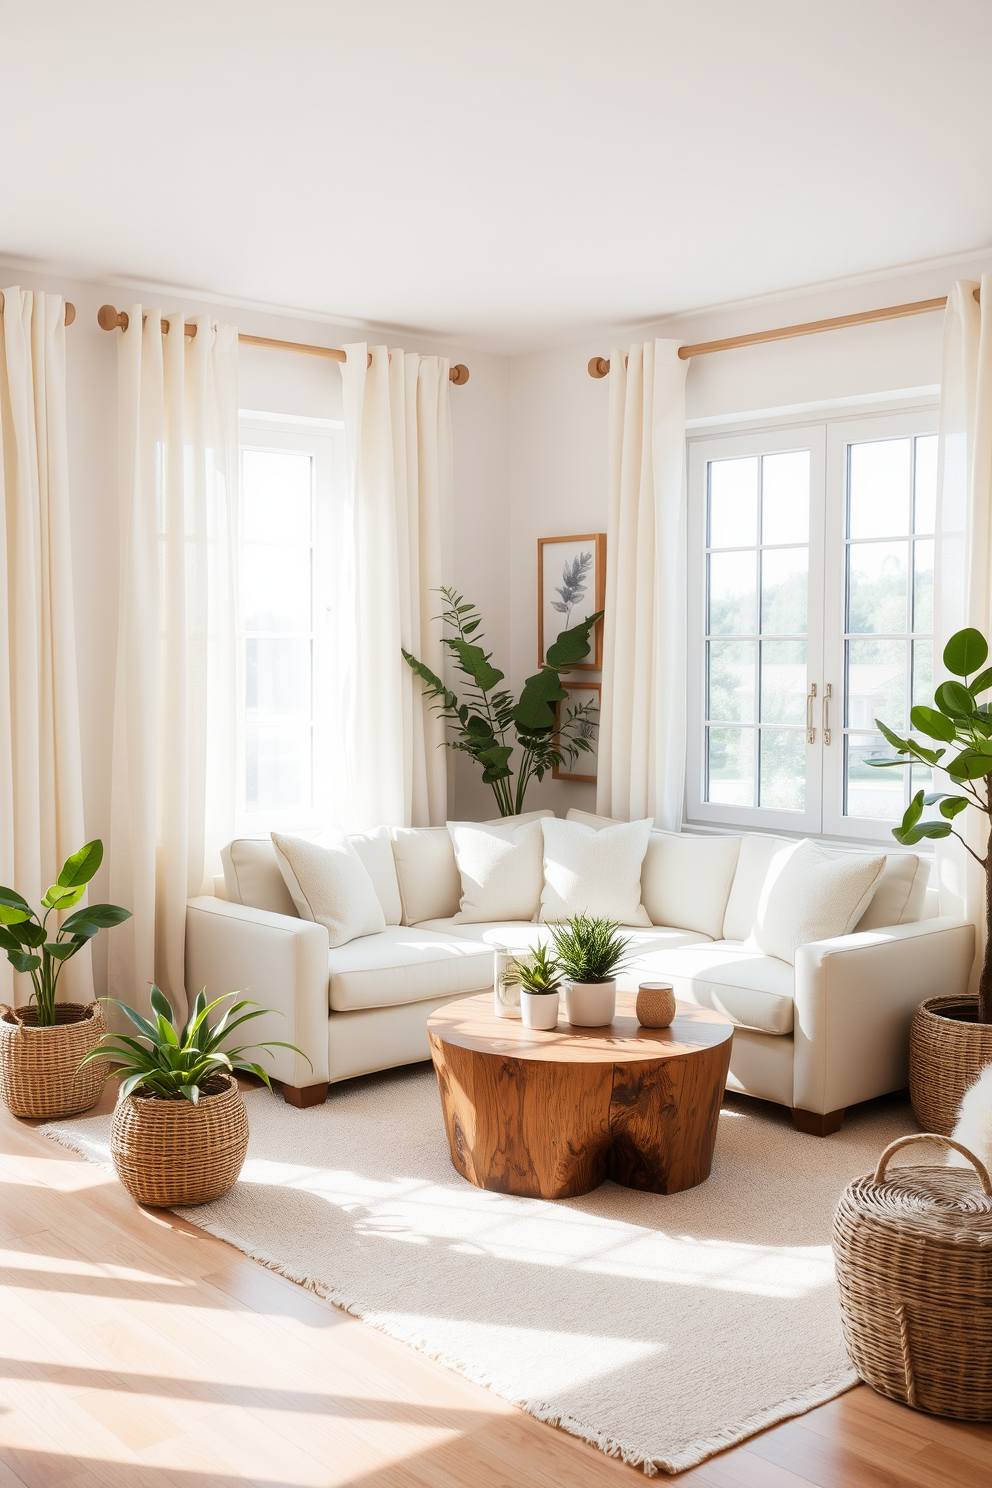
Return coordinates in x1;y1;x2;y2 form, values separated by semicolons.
271;831;386;948
749;839;885;965
390;809;554;925
539;817;652;926
447;819;545;923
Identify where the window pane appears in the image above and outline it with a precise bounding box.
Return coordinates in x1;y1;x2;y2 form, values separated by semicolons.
846;638;908;731
761;547;807;635
913;538;934;634
709;458;757;548
243;546;312;633
242;450;312;542
245;724;312;812
246;639;313;716
707;727;754;806
848;439;910;539
760;639;806;725
914;434;938;534
709;551;756;635
707;640;755;723
761;450;809;545
911;751;934;797
847;541;908;633
845;733;905;820
759;730;805;810
913;639;933;710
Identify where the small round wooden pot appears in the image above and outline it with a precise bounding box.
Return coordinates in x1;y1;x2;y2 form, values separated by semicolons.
909;996;992;1135
564;979;616;1028
0;1001;106;1119
636;982;676;1029
111;1073;249;1207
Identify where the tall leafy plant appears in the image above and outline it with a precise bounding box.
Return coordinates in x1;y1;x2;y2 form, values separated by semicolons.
403;588;603;816
870;626;992;1023
0;841;131;1026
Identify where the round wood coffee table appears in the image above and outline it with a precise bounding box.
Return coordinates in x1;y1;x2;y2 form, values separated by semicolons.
428;991;733;1200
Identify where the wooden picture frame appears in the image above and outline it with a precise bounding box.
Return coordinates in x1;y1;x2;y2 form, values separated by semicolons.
538;533;606;670
552;682;601;783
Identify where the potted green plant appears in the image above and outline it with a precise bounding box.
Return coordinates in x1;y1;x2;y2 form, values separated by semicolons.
870;625;992;1131
0;840;131;1119
548;915;632;1028
81;985;311;1206
501;943;563;1030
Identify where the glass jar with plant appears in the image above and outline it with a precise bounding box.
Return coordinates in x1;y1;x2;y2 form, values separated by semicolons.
81;985;313;1206
549;915;632;1028
0;840;131;1119
501;943;563;1030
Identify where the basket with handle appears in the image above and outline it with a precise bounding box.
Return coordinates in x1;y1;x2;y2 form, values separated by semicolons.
832;1133;992;1420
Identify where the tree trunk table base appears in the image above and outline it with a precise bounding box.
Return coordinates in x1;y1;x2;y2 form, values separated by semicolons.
428;992;734;1199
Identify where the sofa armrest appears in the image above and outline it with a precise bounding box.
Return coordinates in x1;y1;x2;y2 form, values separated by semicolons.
792;917;974;1115
185;896;330;1086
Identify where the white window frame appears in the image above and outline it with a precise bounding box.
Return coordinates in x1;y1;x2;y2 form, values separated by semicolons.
685;401;939;844
235;412;345;836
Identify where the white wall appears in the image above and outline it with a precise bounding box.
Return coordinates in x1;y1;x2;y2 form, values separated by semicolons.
506;253;992;817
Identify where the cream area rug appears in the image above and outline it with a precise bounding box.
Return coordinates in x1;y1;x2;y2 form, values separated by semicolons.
43;1065;924;1476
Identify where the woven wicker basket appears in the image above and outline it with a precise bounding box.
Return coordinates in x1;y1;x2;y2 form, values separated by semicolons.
910;995;992;1134
110;1072;249;1206
833;1133;992;1419
0;1001;106;1118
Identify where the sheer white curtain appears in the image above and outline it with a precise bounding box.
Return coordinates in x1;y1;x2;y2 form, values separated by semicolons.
596;338;688;829
0;287;89;1005
934;275;992;984
108;309;238;1018
339;344;450;828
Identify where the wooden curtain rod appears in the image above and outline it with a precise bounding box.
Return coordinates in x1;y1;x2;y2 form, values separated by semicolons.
586;289;982;377
98;307;470;384
0;291;75;325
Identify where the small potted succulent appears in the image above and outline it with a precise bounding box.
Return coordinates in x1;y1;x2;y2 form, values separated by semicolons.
502;943;563;1030
549;914;632;1028
0;840;131;1119
81;985;310;1206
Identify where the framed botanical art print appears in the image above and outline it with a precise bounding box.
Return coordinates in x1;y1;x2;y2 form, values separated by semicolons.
538;532;606;670
552;682;601;783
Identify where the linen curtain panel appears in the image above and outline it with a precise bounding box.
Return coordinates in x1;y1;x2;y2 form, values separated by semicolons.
934;274;992;986
339;344;450;828
597;338;688;830
0;287;89;1005
108;309;238;1018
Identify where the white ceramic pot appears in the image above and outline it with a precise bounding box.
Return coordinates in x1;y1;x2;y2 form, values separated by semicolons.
520;990;560;1030
564;979;617;1028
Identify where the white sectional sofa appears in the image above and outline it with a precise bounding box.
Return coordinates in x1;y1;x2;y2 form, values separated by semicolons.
184;811;974;1134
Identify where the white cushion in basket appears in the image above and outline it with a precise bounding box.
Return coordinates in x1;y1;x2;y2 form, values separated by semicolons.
272;831;386;948
327;927;494;1012
748;839;885;965
391;810;553;925
539;816;652;926
448;818;545;923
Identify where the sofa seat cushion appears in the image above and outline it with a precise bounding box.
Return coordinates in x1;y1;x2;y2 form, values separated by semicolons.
327;927;494;1013
417;918;714;958
628;939;795;1036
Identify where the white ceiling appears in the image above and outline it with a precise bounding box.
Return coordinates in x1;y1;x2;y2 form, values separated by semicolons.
2;0;991;353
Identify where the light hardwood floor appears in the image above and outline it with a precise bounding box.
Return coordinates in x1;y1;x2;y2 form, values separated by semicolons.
1;1083;990;1488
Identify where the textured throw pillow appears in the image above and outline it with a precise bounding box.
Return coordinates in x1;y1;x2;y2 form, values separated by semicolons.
447;819;545;923
539;817;653;925
271;831;386;948
749;839;886;964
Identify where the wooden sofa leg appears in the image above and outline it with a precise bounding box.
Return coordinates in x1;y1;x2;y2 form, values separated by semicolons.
282;1082;329;1108
792;1106;845;1136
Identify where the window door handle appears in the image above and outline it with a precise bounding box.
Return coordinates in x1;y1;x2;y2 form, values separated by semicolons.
823;684;832;745
806;683;817;744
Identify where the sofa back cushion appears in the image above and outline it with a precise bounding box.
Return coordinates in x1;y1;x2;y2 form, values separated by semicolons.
392;810;554;925
221;825;403;924
565;809;740;938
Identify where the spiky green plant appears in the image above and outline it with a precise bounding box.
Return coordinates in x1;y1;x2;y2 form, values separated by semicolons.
80;986;312;1103
501;941;563;995
548;915;632;983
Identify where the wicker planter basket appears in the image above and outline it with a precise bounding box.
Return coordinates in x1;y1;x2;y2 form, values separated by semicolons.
909;995;992;1134
833;1133;992;1420
0;1001;106;1118
110;1072;249;1206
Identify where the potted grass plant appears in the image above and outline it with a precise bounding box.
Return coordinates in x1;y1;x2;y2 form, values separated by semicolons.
869;625;992;1131
0;840;131;1119
81;985;311;1206
501;943;563;1030
549;915;632;1028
